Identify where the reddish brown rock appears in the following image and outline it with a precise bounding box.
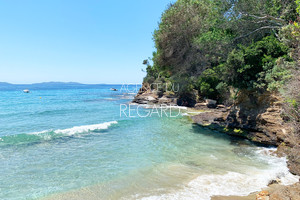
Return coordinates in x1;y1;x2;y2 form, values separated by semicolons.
256;190;270;200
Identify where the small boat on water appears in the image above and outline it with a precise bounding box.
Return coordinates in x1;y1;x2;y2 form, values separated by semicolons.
110;88;118;91
23;89;30;93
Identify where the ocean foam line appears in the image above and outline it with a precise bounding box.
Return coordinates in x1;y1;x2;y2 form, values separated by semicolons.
138;147;299;200
30;121;118;136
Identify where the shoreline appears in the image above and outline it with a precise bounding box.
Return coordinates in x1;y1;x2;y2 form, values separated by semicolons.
41;145;299;200
132;92;300;199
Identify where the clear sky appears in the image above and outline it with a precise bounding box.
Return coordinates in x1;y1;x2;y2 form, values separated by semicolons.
0;0;173;84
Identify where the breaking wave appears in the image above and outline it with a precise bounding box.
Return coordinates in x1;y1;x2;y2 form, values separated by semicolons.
0;121;118;146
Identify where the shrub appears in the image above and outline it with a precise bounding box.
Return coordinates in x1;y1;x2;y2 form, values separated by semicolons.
222;35;291;91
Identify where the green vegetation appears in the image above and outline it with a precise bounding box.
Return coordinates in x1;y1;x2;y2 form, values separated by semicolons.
222;35;291;91
143;0;298;99
142;0;299;131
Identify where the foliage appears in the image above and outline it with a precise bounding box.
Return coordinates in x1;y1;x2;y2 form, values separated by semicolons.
197;69;220;98
196;66;229;101
222;35;290;91
153;0;233;76
297;0;300;14
280;8;300;135
141;0;298;105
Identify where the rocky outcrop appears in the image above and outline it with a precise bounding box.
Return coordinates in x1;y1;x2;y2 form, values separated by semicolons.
225;91;291;146
277;144;300;176
191;91;292;146
132;92;159;104
132;82;201;107
191;103;230;126
132;82;159;104
287;145;300;176
269;182;300;200
132;82;178;105
133;92;178;105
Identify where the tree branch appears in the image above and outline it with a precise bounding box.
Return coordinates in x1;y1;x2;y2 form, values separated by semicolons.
239;12;286;24
233;26;281;41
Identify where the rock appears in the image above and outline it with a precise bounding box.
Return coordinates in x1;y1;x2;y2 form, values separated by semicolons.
256;191;270;200
275;143;288;157
194;102;207;107
192;92;297;147
193;103;210;111
206;99;217;108
145;95;157;101
268;179;281;186
191;109;227;126
132;92;158;104
269;182;300;200
223;91;293;146
287;145;300;176
217;104;226;109
133;85;177;105
158;95;177;105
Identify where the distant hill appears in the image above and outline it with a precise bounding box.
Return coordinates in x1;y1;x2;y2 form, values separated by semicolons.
0;82;122;91
0;82;83;87
0;82;83;85
0;82;84;90
31;82;85;86
0;82;13;86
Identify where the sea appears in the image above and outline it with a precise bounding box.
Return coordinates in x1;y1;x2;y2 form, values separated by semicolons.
0;83;298;200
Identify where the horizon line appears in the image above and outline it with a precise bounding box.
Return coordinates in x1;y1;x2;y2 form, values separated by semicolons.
0;81;144;85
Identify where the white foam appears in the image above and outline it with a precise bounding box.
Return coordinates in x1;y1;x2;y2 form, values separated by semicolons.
138;147;299;200
29;121;118;137
181;113;189;116
142;105;188;110
170;105;188;110
181;111;206;116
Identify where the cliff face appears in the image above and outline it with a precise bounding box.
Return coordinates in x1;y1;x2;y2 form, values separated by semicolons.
190;92;290;144
225;91;291;146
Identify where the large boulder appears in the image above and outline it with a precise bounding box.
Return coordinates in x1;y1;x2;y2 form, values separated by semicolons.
206;99;217;108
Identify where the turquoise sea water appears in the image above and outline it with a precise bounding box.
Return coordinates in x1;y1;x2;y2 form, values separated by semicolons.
0;85;298;200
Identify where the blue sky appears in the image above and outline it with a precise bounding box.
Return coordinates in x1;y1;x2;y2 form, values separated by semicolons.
0;0;173;84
